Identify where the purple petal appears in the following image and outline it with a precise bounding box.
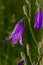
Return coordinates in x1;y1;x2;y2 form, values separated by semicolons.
6;21;24;40
6;34;12;40
11;17;25;34
34;9;43;29
17;60;24;65
11;22;20;35
6;22;21;40
19;38;23;46
19;33;23;46
6;23;19;40
15;21;24;34
12;34;18;44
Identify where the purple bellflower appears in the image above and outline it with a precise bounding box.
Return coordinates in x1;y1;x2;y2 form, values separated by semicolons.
6;19;24;45
17;59;24;65
34;8;43;29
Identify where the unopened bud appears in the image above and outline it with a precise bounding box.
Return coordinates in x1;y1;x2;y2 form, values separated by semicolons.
20;52;25;60
27;44;30;56
36;0;39;6
42;38;43;45
23;5;28;17
20;52;27;65
27;44;30;50
38;41;42;54
38;42;42;48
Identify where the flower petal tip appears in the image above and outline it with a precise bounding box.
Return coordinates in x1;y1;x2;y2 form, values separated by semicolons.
5;36;11;40
20;44;23;46
5;37;8;40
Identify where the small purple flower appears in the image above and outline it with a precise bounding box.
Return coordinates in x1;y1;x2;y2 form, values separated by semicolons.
17;59;24;65
6;19;24;45
34;8;43;29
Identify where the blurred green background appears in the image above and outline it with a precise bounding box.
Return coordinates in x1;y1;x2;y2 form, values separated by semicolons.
0;0;42;65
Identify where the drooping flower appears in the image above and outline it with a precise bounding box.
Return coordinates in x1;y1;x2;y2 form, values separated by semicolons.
34;8;43;29
17;59;24;65
6;19;24;45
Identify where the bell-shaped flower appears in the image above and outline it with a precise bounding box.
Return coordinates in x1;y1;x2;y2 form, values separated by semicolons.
17;59;24;65
34;8;43;29
6;19;24;45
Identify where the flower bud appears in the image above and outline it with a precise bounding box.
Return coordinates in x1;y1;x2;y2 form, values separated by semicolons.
23;5;28;17
38;41;42;54
20;52;25;60
34;8;43;29
27;44;30;56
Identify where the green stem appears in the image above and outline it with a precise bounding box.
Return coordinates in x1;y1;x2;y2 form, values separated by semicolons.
29;54;33;65
28;19;37;46
27;3;38;46
36;54;41;65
